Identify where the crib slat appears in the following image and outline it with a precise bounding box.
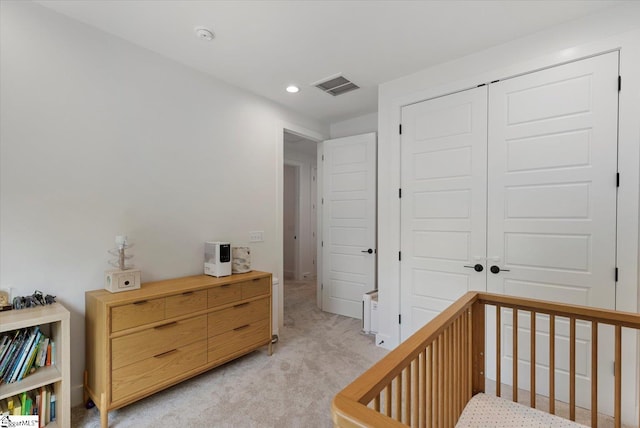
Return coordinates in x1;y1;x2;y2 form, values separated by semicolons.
448;323;454;426
396;373;402;421
455;316;461;424
432;338;436;427
433;338;439;428
472;302;485;395
591;321;598;428
446;327;451;428
449;324;454;426
513;308;518;403
530;311;536;408
426;346;432;428
385;384;392;417
614;325;621;428
420;349;426;428
411;355;420;427
467;309;473;401
373;394;380;412
438;335;444;428
549;315;555;415
570;317;576;421
496;305;501;397
402;363;413;426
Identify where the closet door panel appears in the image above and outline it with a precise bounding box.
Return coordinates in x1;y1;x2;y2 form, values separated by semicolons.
400;86;488;340
486;51;619;412
487;51;618;306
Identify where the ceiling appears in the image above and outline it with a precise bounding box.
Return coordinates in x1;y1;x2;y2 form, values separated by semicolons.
37;1;626;125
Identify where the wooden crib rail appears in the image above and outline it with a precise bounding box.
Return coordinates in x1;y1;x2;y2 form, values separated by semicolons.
332;292;480;427
332;291;640;428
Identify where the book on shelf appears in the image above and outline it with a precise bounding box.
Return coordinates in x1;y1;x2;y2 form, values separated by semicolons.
0;326;52;384
8;326;39;383
0;331;18;378
0;334;11;362
11;327;40;383
1;385;54;425
49;390;56;422
17;331;43;381
10;395;21;416
1;329;27;382
35;337;48;369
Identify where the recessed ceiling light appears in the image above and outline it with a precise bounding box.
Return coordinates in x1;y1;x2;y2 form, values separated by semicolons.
194;27;214;41
286;85;300;93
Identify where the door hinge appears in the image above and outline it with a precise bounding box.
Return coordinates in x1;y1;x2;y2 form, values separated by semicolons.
322;154;324;161
399;251;401;261
490;79;500;84
616;172;620;187
399;188;402;198
399;124;402;135
321;241;324;247
618;75;622;92
477;83;486;87
321;283;324;290
615;267;618;282
321;197;324;205
399;314;402;324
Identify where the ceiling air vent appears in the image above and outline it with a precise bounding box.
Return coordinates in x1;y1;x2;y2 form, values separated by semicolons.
313;75;359;96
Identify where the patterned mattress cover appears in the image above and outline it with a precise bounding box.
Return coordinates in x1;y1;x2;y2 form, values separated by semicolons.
456;393;586;428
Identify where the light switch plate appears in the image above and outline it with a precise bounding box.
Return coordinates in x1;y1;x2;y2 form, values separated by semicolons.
249;231;264;242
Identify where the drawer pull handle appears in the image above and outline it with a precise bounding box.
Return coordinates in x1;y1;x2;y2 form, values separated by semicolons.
133;300;148;305
220;284;231;288
252;278;261;282
234;324;250;331
153;349;178;358
233;302;250;309
154;321;177;330
182;291;194;296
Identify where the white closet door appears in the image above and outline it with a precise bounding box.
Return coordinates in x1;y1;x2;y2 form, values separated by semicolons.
322;133;377;318
486;52;619;411
400;87;488;340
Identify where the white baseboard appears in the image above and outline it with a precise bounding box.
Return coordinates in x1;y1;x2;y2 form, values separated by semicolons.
71;383;84;407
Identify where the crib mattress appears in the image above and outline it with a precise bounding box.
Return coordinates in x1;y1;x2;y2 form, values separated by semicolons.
456;393;587;428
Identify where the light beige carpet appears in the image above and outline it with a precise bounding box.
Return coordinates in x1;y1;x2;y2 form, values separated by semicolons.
72;279;388;427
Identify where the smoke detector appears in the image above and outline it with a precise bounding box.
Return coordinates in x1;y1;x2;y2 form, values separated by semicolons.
194;27;214;41
313;74;359;96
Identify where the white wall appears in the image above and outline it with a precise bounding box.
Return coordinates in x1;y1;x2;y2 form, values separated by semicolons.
329;112;378;139
284;143;318;280
0;0;327;406
377;4;640;424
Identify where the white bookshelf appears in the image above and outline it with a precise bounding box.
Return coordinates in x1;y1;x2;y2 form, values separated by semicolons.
0;303;70;428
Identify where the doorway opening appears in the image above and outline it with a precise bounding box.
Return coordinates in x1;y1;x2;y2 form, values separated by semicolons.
283;129;319;291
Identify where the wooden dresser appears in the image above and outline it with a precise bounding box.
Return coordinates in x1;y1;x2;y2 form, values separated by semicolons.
84;271;272;428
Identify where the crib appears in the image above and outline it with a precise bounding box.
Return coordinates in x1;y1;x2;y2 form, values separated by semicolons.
332;292;640;428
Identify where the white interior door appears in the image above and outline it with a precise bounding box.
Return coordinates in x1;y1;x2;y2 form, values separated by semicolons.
322;133;377;318
486;51;619;412
400;86;488;340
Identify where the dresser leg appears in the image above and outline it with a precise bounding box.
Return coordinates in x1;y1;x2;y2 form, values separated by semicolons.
100;392;108;428
268;342;273;356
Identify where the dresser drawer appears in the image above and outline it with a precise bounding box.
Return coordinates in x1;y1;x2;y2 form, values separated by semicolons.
111;315;207;370
241;276;270;299
111;339;207;403
208;318;270;363
208;284;242;308
208;297;269;336
166;290;207;319
111;298;165;332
